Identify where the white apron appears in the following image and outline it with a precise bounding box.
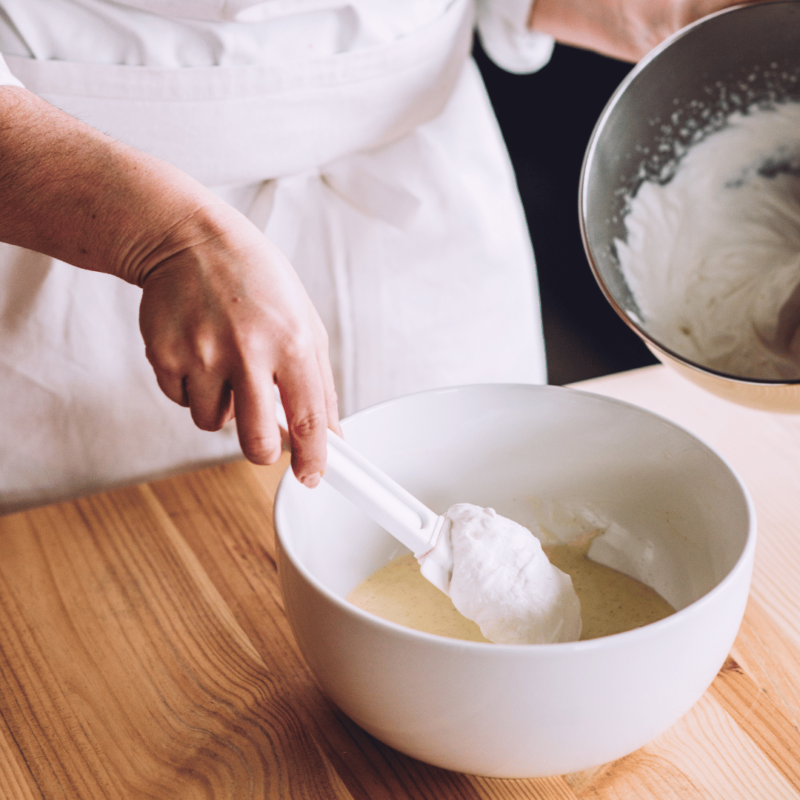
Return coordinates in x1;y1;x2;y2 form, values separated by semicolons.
0;0;546;513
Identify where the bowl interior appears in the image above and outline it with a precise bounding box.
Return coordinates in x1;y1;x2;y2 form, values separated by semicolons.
581;1;800;370
277;384;752;621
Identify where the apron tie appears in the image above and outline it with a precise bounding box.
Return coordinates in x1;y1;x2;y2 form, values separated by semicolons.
322;159;421;232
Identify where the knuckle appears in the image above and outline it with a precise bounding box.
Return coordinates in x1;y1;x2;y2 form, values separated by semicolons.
149;326;229;377
271;317;316;360
275;335;309;367
290;409;327;440
188;329;225;374
144;342;184;378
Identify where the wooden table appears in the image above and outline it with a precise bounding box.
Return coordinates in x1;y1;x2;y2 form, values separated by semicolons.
2;365;800;799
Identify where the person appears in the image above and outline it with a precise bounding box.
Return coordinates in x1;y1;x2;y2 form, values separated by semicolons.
0;0;759;514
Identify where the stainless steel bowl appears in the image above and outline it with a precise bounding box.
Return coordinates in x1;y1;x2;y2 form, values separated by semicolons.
580;1;800;412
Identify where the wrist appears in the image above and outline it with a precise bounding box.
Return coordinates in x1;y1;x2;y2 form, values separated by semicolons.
107;171;237;288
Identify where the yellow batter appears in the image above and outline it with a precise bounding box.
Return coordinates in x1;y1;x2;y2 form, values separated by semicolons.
347;536;675;643
543;536;675;641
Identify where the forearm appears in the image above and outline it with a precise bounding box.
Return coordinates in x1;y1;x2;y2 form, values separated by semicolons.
0;85;229;286
528;0;759;62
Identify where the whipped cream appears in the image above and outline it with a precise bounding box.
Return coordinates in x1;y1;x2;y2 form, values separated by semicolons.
616;101;800;380
419;503;582;645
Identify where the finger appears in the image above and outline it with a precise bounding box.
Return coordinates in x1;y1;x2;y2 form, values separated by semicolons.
184;372;234;431
277;364;329;488
230;366;284;466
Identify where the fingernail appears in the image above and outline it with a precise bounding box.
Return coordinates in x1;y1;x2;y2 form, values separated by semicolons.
301;472;321;488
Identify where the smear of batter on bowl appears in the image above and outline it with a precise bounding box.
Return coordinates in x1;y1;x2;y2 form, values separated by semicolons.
616;101;800;380
347;505;675;644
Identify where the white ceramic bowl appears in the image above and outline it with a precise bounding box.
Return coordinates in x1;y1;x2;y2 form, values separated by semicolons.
274;384;756;777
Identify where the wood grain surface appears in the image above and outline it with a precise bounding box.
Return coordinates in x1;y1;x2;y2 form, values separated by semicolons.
0;365;799;799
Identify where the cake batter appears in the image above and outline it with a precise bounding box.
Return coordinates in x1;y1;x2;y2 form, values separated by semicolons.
348;534;675;643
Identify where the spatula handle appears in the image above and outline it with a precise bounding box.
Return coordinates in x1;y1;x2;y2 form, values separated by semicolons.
274;398;443;556
323;429;443;556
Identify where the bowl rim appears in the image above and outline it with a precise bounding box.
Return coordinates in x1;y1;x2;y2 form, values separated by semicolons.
578;0;800;387
274;383;758;652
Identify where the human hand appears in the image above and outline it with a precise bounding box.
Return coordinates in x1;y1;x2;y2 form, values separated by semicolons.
138;201;340;487
0;86;339;484
529;0;766;62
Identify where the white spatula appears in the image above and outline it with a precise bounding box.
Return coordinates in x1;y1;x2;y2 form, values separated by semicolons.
275;402;453;592
275;398;583;645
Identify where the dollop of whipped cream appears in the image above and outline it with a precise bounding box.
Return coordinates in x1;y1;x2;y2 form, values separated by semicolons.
616;101;800;380
419;503;582;645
